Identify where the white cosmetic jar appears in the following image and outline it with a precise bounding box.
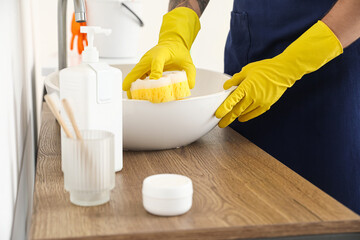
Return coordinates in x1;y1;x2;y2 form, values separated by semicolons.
142;174;193;216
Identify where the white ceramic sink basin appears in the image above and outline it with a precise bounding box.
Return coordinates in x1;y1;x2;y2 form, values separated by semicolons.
44;64;234;151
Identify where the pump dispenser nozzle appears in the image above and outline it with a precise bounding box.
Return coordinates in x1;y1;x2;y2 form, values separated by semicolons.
80;26;112;63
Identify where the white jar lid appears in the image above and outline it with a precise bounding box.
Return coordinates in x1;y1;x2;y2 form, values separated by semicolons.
142;174;193;199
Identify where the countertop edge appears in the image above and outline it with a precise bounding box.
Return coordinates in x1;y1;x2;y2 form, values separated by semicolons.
32;219;360;240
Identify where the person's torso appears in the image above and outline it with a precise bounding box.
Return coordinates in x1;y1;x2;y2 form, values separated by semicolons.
224;0;360;214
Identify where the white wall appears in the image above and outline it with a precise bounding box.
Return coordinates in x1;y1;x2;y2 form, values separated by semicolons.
0;0;36;239
192;0;233;71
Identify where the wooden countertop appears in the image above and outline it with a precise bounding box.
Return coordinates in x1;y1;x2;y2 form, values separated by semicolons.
30;104;360;240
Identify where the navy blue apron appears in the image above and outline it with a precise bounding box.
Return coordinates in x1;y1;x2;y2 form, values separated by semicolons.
225;0;360;214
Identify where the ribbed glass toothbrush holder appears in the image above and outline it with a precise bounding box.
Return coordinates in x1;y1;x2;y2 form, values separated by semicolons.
62;130;115;206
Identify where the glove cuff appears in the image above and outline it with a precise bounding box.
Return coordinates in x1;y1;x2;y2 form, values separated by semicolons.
158;7;201;50
316;20;344;54
277;20;343;83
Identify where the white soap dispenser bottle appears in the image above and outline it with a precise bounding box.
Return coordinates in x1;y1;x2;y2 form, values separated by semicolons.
60;26;123;172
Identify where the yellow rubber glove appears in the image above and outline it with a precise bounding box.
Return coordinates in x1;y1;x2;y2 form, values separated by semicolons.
122;7;200;98
216;21;343;128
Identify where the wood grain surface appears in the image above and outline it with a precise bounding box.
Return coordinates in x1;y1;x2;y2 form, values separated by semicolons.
30;104;360;240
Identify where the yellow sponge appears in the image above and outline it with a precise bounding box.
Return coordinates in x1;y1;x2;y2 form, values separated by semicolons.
130;71;191;103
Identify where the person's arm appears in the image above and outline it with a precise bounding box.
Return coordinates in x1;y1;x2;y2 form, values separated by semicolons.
123;1;207;99
216;1;360;127
169;0;210;17
322;0;360;48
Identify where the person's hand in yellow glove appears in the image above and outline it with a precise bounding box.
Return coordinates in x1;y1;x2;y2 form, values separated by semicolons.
216;21;343;128
122;7;200;98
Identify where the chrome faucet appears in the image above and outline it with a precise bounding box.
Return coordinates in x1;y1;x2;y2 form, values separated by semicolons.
58;0;86;70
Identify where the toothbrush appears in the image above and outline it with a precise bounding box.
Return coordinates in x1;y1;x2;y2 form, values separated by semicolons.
44;94;74;139
61;99;83;140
